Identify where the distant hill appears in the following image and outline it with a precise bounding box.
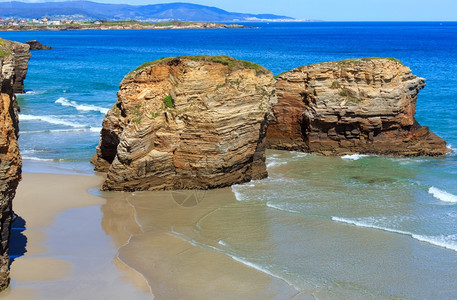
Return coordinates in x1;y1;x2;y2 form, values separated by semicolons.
0;1;296;22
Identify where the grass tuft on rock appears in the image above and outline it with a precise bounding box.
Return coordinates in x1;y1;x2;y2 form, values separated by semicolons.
126;55;268;79
163;95;174;108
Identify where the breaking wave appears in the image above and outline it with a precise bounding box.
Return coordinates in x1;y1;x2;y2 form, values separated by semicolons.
19;114;88;128
332;217;457;252
55;97;109;114
428;187;457;203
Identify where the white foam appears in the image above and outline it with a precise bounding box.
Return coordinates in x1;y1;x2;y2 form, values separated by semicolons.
412;234;457;252
332;217;411;235
341;154;369;160
266;202;299;214
266;161;287;168
55;97;109;114
231;187;246;201
290;151;309;158
428;187;457;203
24;90;44;95
332;216;457;252
21;127;102;134
218;240;229;247
22;156;59;162
19;114;87;128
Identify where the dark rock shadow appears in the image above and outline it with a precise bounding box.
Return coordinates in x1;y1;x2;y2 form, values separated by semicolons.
9;215;27;265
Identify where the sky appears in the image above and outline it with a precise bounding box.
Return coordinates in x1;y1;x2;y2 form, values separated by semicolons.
2;0;457;21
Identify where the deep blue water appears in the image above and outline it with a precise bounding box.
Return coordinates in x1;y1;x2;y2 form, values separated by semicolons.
1;22;456;167
1;22;457;298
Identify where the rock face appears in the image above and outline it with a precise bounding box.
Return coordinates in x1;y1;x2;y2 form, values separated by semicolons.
0;39;30;94
92;56;276;191
266;58;448;156
26;40;52;50
0;39;23;291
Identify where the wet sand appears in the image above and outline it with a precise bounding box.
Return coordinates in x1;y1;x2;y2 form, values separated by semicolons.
0;173;309;299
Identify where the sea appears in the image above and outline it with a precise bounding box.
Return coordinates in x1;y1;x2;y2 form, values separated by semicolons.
1;22;457;299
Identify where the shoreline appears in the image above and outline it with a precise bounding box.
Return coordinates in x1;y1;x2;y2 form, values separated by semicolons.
1;172;311;299
0;23;254;32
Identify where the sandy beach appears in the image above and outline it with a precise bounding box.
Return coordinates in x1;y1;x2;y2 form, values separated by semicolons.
0;172;310;299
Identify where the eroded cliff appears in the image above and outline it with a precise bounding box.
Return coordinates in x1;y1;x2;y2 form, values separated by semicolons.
92;56;276;191
0;39;30;94
0;39;23;291
266;58;448;156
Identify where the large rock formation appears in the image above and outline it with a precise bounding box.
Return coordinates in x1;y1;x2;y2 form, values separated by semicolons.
92;55;276;191
267;58;448;156
0;39;30;94
0;39;23;291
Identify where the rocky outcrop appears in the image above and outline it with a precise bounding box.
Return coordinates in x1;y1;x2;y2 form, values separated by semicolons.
266;58;448;156
26;40;52;50
0;39;30;94
92;56;276;191
0;39;23;291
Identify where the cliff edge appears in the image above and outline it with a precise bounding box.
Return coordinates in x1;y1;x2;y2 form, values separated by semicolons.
0;38;23;291
266;58;448;156
92;55;276;191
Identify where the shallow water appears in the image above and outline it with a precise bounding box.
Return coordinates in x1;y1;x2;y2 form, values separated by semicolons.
98;152;457;299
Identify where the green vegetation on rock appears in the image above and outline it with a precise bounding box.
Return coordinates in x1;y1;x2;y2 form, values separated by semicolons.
0;39;12;58
163;95;174;108
127;55;268;79
153;20;196;27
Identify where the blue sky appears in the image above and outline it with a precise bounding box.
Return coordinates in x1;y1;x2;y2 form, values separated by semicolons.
4;0;457;21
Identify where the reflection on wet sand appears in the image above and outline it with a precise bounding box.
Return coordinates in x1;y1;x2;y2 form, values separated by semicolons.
100;188;309;299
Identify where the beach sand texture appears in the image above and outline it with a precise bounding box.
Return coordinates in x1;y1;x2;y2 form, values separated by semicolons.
0;173;311;299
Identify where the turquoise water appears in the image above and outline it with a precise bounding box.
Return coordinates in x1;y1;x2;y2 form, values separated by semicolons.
1;22;457;298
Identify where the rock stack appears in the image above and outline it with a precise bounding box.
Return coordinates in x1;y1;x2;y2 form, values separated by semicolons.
266;58;448;156
92;56;276;191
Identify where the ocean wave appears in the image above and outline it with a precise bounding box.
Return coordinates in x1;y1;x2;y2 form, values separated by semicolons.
19;114;88;128
22;156;60;162
332;217;457;252
266;202;300;214
266;160;288;168
21;127;102;134
23;90;44;95
341;154;369;161
55;97;109;114
412;234;457;252
428;187;457;203
231;187;247;201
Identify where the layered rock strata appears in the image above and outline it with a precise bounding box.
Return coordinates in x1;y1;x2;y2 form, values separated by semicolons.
0;39;30;94
92;56;276;191
267;58;448;156
0;39;23;291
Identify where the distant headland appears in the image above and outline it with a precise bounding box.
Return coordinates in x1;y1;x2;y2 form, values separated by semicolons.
0;20;253;31
0;1;305;23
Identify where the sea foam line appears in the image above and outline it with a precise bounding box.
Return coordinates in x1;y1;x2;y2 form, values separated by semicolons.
428;187;457;203
266;202;300;214
55;97;109;114
19;114;87;128
341;154;369;161
22;156;60;162
21;127;102;134
170;228;301;291
332;217;457;252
